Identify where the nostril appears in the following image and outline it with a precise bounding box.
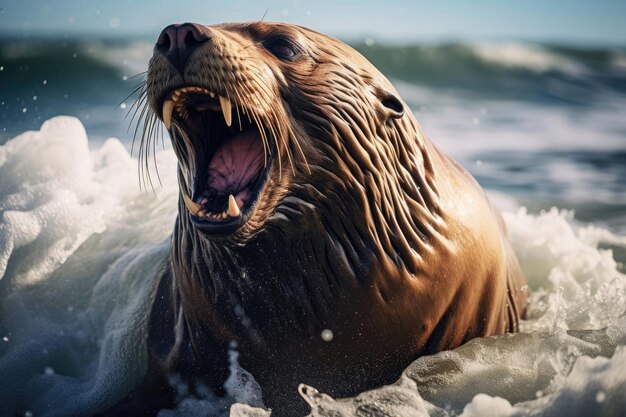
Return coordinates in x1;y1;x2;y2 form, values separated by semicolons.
157;33;171;51
183;30;197;48
178;23;209;49
156;25;177;52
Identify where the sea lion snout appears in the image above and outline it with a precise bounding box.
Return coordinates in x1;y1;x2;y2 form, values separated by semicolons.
156;22;210;73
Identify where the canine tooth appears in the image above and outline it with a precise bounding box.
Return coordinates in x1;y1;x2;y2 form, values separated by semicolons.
181;191;201;215
162;99;174;129
227;194;240;217
219;96;232;127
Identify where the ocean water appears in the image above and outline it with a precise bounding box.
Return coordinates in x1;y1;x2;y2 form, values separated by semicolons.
0;37;625;417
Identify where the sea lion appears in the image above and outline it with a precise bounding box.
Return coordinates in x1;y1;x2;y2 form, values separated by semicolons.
104;21;527;416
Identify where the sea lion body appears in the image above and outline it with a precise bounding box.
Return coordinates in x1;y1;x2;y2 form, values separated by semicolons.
104;21;527;416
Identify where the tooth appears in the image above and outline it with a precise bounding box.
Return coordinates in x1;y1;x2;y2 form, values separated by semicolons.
210;91;215;98
181;191;201;215
200;196;208;205
219;95;232;127
227;194;240;217
198;209;207;217
221;211;227;219
163;99;174;129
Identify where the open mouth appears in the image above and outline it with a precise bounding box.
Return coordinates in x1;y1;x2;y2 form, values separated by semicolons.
162;86;271;234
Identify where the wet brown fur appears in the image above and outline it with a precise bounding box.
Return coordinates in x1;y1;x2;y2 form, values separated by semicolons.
103;22;528;417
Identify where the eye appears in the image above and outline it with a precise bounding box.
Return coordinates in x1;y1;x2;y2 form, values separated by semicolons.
265;36;301;61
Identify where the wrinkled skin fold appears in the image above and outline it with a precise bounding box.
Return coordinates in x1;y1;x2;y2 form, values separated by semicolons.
103;22;527;417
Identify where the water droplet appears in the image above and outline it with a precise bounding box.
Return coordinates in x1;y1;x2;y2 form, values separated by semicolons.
25;411;33;417
2;336;8;342
32;95;37;101
321;329;333;342
122;75;128;81
43;80;47;85
120;102;127;109
0;66;3;71
22;107;27;113
596;391;606;403
72;53;77;58
365;38;375;46
110;17;120;28
44;366;54;375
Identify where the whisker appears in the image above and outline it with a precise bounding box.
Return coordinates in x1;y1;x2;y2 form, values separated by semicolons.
131;98;151;157
151;116;163;188
116;80;147;111
235;101;243;131
126;92;148;126
286;120;310;174
260;8;269;22
126;71;147;81
250;109;271;172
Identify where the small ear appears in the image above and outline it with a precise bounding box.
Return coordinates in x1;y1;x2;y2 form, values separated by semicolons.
376;89;404;119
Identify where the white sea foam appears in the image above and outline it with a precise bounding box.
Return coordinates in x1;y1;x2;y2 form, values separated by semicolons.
0;117;624;417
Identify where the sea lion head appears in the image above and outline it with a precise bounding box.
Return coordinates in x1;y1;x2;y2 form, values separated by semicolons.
145;21;432;256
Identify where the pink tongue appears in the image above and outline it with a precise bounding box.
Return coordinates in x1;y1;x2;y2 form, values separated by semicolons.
206;129;264;192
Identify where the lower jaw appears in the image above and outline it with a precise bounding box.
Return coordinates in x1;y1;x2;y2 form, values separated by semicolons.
186;160;272;236
189;210;248;235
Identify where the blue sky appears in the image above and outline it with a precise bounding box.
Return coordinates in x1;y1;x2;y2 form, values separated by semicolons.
1;0;625;45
